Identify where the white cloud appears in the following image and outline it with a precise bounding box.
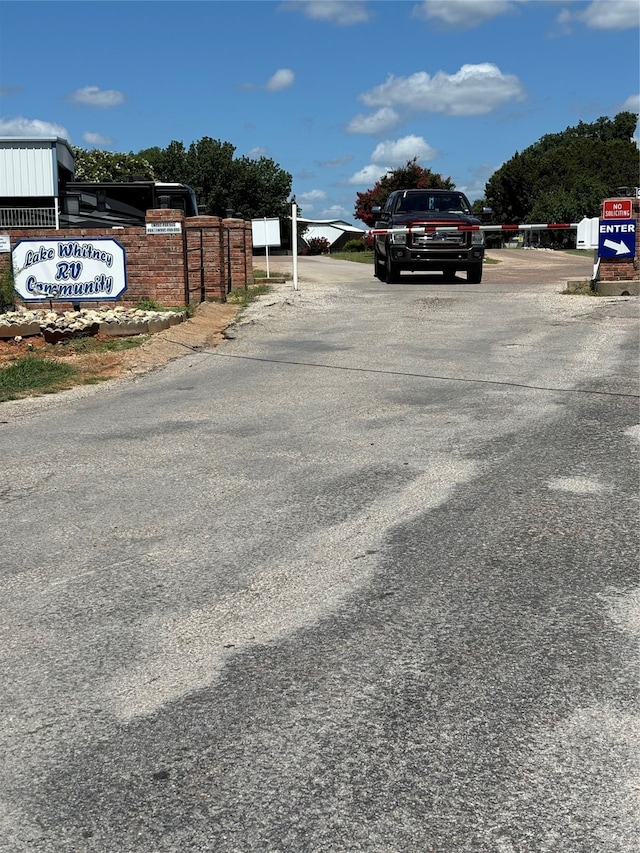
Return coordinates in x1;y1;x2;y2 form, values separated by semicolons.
348;134;438;187
578;0;640;29
360;63;526;116
298;189;327;204
281;1;371;25
0;115;70;139
320;204;352;220
622;94;640;112
370;135;436;164
347;164;392;185
82;131;114;146
346;107;400;134
413;0;524;29
248;146;269;158
265;68;295;92
67;86;125;107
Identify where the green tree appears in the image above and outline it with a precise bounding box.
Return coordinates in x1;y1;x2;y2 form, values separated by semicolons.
138;137;292;219
72;147;156;181
137;141;189;184
228;155;292;219
355;158;454;226
485;111;638;223
76;136;292;220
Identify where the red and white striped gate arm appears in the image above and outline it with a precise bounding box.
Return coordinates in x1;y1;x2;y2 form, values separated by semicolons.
367;222;579;236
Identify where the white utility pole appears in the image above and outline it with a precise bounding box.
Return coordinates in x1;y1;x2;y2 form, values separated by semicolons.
291;198;299;291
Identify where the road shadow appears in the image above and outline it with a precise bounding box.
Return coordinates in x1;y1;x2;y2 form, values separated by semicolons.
379;272;476;287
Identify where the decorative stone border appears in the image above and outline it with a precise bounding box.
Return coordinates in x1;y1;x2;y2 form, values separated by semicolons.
0;307;187;340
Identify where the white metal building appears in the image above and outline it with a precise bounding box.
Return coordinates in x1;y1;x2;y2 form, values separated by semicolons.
0;137;75;227
299;218;366;252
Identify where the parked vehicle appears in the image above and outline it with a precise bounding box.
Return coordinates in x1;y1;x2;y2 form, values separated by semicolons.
59;180;199;228
372;189;491;283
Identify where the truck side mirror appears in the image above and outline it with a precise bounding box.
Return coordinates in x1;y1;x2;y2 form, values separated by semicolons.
481;207;493;223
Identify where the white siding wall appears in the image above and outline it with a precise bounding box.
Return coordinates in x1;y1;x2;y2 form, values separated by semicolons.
0;141;57;196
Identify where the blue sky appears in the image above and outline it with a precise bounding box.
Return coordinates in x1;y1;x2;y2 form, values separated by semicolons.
0;0;638;225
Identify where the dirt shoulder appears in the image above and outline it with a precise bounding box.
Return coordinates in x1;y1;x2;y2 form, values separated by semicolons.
0;300;241;382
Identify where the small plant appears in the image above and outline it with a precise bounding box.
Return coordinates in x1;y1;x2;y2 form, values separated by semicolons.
227;283;272;309
306;237;330;256
133;298;166;312
133;297;192;316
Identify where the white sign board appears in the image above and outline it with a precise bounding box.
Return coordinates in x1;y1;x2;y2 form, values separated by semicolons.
12;238;127;301
0;234;10;253
146;221;182;234
251;217;281;248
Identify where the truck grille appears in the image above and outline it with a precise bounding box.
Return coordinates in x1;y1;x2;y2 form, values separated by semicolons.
412;231;465;247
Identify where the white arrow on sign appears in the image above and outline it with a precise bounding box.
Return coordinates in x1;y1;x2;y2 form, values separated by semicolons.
603;238;631;255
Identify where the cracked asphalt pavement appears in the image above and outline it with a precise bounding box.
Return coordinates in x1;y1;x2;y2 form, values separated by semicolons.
1;251;638;852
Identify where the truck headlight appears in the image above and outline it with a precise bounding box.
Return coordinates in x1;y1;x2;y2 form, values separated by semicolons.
471;231;485;246
390;231;407;245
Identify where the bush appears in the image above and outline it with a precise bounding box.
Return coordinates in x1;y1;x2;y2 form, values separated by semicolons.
306;237;330;255
0;263;16;313
342;239;367;253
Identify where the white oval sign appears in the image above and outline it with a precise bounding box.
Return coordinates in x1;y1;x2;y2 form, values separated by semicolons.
12;238;127;302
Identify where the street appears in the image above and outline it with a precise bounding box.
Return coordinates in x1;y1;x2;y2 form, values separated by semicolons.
1;252;638;852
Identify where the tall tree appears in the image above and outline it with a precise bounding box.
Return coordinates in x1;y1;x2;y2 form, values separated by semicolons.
354;159;454;226
138;141;189;184
485;111;639;223
138;137;292;219
229;155;292;220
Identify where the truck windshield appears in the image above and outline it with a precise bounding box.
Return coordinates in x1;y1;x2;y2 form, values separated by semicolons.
396;193;471;215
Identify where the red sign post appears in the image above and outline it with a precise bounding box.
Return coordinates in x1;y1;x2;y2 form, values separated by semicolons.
603;199;633;219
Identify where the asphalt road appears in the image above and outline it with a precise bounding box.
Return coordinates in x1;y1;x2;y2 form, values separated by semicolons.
1;252;639;852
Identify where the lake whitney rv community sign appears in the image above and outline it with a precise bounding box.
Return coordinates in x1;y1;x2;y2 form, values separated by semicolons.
12;238;127;302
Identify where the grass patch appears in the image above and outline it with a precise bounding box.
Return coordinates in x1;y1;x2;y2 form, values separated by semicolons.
329;251;375;264
0;355;78;402
227;283;272;309
134;298;194;317
52;335;149;355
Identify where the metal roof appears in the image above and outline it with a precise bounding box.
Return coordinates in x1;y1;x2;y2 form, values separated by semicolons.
299;218;366;247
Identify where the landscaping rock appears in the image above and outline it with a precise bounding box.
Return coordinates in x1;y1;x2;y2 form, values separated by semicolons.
0;307;186;340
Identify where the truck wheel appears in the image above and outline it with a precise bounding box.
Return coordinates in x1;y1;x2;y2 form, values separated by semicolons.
385;257;401;283
374;248;386;280
467;263;483;284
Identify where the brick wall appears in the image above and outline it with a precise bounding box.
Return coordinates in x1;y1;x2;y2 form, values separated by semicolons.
0;208;254;309
598;197;639;282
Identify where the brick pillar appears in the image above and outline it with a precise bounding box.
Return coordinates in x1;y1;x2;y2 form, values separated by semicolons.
184;216;225;302
143;209;187;305
223;218;254;292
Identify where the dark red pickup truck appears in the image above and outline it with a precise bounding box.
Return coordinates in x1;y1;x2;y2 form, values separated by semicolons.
372;189;491;284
